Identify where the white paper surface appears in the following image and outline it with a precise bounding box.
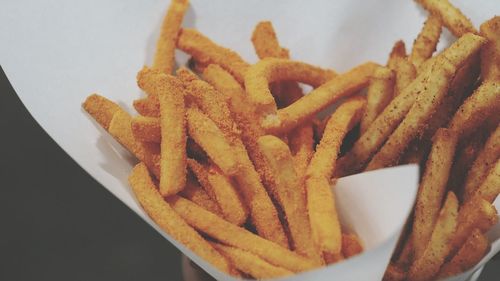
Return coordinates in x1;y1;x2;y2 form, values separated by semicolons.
1;1;498;280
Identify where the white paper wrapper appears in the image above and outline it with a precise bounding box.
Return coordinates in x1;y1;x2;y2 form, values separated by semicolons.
1;1;498;280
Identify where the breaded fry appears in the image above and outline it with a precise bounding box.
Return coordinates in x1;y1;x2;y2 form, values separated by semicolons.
447;134;485;193
257;135;322;264
412;128;458;260
438;228;489;278
289;123;314;182
387;41;416;97
265;62;376;134
415;0;477;37
480;17;500;81
383;263;406;281
176;66;199;84
245;58;335;116
360;66;395;134
180;176;223;216
128;163;231;273
408;192;458;281
409;15;442;68
388;40;407;60
152;0;189;74
463;125;500;201
186;107;239;176
212;243;293;279
82;94;121;129
177;28;249;83
306;97;366;262
166;196;318;272
471;160;500;204
342;233;363;258
133;97;159;117
131;115;161;143
367;34;486;170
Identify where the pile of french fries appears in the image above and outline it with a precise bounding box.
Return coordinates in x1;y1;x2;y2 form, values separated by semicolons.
82;0;500;280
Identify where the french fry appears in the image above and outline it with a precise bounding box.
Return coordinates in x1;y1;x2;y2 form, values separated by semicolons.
412;128;458;260
387;41;416;97
166;196;318;272
388;40;407;60
480;17;500;81
383;263;406;281
212;243;293;279
289;123;315;182
409;14;442;68
131;115;161;143
360;66;395;134
128;163;232;273
367;33;486;170
471;160;500;204
177;28;250;83
408;192;459;281
152;0;189;74
265;62;377;134
415;0;477;37
82;94;121;129
257;135;322;264
463;125;500;201
180;176;223;217
176;66;199;83
342;233;363;258
133;97;159;117
306;97;366;262
438;228;489;279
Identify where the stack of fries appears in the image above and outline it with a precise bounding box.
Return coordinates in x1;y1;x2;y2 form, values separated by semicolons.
82;0;499;280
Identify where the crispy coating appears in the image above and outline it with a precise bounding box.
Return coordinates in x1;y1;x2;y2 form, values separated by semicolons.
152;0;189;74
389;40;407;59
289;123;314;182
133;97;159;117
177;28;249;83
383;263;406;281
176;66;199;84
412;129;458;260
387;40;415;98
82;94;121;129
266;62;376;134
447;134;485;193
480;17;500;81
128;163;231;273
180;176;223;216
438;228;489;278
245;58;336;116
212;243;293;279
360;66;395;134
257;135;322;264
166;196;318;272
463;125;500;201
409;15;442;68
415;0;477;37
341;233;363;258
472;160;500;204
408;192;458;281
131;115;161;143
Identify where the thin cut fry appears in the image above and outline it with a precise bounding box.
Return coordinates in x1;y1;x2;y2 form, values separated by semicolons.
289;123;315;182
82;94;121;130
342;233;363;258
387;41;416;97
128;163;231;273
257;135;322;264
167;196;318;272
152;0;189;74
408;192;458;281
177;28;250;83
480;16;500;81
415;0;477;37
133;97;159;117
409;15;442;68
412;128;458;260
360;66;395;134
180;176;223;216
212;243;293;279
472;160;500;204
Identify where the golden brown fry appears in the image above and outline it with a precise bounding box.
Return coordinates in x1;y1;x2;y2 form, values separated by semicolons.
266;62;376;134
447;134;484;193
177;28;250;83
82;94;121;130
176;66;199;84
360;66;395;134
257;135;322;264
412;128;458;260
133;97;159;117
415;0;477;37
480;17;500;81
342;233;363;258
128;163;231;273
212;243;293;279
409;14;442;68
131;115;161;143
186;107;239;176
388;40;407;60
251;21;288;59
383;263;406;281
166;196;318;272
289;123;315;182
306;97;366;261
463;125;500;201
152;0;189;74
471;160;500;204
245;58;336;117
180;176;223;216
387;41;416;97
367;33;486;170
438;228;489;278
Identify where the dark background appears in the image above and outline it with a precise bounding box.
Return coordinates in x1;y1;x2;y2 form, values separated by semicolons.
0;66;498;281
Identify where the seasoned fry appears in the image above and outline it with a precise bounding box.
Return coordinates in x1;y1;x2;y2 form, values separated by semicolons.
360;66;395;134
306;97;366;261
257;135;322;264
463;125;500;201
388;40;407;60
152;0;189;74
133;97;159;117
167;196;318;272
480;17;500;81
212;243;293;279
83;94;121;129
412;128;458;260
408;192;458;281
415;0;477;37
387;41;416;97
471;160;500;203
131;115;161;143
342;233;363;258
180;176;223;216
438;228;489;278
409;15;442;68
128;163;232;273
177;28;249;83
367;33;486;170
186;107;238;176
176;66;199;84
265;62;377;134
